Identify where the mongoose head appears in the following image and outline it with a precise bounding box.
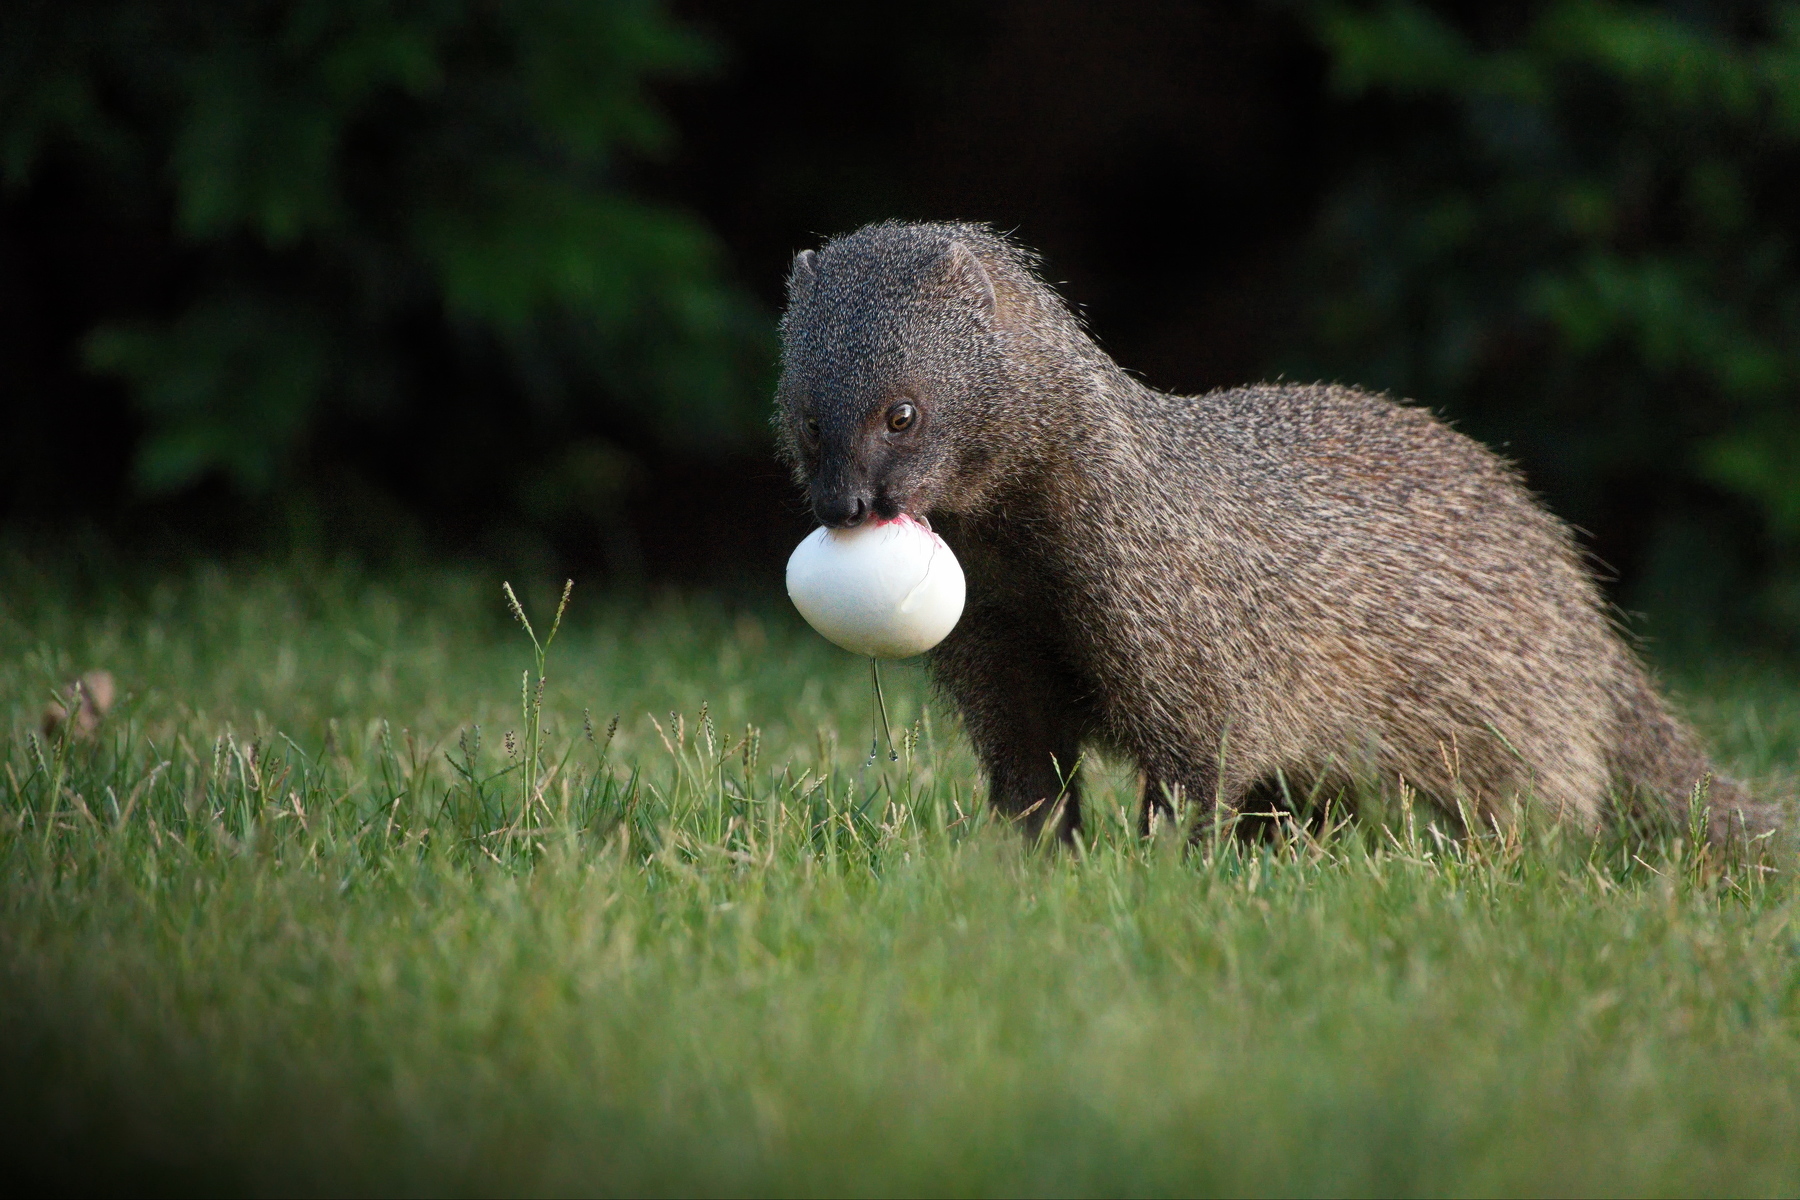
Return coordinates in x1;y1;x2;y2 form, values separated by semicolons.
775;221;1034;527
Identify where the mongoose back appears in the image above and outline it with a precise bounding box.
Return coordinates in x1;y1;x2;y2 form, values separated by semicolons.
774;219;1782;844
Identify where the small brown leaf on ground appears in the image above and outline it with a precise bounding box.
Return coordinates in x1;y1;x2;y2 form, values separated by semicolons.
42;670;117;741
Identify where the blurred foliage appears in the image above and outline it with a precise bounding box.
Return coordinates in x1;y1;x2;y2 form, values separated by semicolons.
0;0;768;495
1288;0;1800;640
8;0;1800;639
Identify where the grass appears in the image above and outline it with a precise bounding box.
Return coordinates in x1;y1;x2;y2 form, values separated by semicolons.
4;556;1800;1196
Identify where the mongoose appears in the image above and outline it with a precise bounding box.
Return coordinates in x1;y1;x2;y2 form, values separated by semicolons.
774;219;1783;845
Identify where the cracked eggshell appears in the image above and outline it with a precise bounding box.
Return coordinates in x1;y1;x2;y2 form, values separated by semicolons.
785;516;966;658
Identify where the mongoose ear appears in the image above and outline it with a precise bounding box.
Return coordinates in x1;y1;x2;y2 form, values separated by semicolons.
787;249;818;305
946;242;998;320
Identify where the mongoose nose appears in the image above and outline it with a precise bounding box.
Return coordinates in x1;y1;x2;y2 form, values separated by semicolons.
814;492;870;528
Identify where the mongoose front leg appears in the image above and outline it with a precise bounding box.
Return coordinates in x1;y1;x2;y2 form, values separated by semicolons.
987;723;1085;840
930;618;1088;841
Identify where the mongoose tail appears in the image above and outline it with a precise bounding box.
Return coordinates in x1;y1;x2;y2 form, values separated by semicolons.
1611;668;1784;846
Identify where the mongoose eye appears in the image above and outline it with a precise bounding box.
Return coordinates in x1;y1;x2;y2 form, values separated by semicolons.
802;416;820;444
886;403;917;433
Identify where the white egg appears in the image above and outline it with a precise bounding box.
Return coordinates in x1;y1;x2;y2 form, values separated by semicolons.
785;516;966;658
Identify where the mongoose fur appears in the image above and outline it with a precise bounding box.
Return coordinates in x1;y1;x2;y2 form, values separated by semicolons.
774;219;1783;845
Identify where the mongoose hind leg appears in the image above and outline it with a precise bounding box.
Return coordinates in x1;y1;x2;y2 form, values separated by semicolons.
1138;775;1176;838
1136;765;1229;840
1230;774;1345;844
1140;766;1342;843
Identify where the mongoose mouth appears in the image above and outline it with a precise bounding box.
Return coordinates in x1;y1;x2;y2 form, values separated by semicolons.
870;512;932;533
810;483;927;529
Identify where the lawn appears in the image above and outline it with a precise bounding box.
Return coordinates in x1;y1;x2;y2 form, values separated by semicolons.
3;556;1799;1196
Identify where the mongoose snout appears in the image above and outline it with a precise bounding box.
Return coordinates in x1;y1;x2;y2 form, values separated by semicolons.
774;219;1786;848
811;487;872;528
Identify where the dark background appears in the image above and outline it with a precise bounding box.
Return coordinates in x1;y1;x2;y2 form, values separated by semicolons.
4;0;1799;648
